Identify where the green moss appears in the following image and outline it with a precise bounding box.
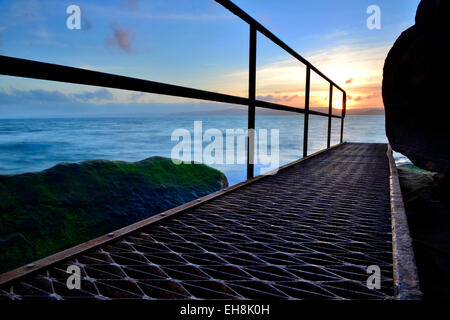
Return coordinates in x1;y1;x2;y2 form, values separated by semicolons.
397;163;431;175
0;156;227;273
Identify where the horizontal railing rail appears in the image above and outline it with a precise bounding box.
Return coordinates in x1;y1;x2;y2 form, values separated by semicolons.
0;0;346;180
0;56;340;119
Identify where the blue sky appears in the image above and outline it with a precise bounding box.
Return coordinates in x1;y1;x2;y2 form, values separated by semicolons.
0;0;420;117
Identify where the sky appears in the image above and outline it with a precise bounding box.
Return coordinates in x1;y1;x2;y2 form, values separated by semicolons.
0;0;420;117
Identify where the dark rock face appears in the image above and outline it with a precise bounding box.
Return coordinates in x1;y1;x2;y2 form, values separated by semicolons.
398;164;450;298
0;157;228;273
382;0;450;173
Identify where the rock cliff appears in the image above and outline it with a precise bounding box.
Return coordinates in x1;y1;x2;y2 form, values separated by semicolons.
383;0;450;173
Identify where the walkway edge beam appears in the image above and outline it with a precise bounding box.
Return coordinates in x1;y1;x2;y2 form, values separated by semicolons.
386;145;423;300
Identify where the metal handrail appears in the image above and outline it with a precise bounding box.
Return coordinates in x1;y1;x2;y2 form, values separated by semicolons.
216;0;346;92
0;0;346;180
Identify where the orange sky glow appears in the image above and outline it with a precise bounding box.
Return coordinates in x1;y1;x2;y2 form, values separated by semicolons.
214;43;389;111
0;43;389;113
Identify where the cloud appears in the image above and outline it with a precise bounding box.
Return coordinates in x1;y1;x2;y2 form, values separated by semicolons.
146;13;232;21
352;93;379;102
79;2;232;22
257;12;270;25
121;0;140;10
257;94;303;107
107;22;135;53
257;94;282;103
11;0;42;22
72;88;114;101
0;88;115;105
323;30;350;40
81;13;92;31
0;89;70;105
345;78;353;84
79;64;123;72
33;29;50;39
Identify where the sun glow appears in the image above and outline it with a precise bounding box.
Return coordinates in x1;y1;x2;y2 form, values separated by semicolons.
216;44;390;111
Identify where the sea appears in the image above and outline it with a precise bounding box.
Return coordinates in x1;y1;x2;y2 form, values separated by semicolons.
0;115;409;186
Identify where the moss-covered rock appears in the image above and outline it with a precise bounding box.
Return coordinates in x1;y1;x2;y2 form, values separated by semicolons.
0;157;228;273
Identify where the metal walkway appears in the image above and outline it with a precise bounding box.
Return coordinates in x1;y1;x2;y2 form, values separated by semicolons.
0;143;396;300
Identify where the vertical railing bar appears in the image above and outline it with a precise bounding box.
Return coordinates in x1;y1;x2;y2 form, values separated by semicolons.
247;25;257;180
303;66;311;158
340;92;346;143
327;83;333;148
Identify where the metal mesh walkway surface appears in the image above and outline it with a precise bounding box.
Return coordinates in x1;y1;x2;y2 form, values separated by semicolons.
0;143;395;300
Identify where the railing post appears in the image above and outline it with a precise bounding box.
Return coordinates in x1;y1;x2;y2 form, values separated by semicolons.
340;92;346;143
327;83;333;148
303;66;311;158
247;25;257;180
